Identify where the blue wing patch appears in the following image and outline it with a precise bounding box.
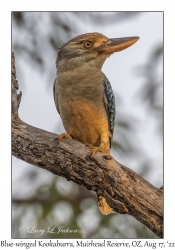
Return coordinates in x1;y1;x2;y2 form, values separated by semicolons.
104;78;116;138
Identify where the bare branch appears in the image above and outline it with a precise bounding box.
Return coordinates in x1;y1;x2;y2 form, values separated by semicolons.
12;53;163;238
12;52;22;115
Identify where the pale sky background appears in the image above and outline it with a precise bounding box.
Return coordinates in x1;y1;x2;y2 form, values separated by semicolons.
1;3;175;240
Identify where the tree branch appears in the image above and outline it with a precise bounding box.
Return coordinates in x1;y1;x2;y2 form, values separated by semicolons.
12;53;163;238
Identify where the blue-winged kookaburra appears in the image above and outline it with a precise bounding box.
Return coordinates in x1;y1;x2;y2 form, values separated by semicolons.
54;32;139;214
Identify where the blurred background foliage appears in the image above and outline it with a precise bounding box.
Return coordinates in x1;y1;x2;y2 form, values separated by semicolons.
12;12;163;239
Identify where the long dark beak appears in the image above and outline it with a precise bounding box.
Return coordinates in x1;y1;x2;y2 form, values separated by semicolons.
97;36;139;54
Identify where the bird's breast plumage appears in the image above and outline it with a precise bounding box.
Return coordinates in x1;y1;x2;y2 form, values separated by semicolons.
54;67;115;153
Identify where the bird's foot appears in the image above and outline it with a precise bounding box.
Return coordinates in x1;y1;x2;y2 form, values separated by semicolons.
98;196;114;215
87;145;104;158
56;133;72;141
87;144;111;159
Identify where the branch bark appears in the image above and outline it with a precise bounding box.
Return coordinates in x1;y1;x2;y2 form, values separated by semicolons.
12;53;163;238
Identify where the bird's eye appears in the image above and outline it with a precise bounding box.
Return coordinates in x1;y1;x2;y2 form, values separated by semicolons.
84;41;93;48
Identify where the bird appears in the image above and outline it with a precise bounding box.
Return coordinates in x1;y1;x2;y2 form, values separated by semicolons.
54;32;139;214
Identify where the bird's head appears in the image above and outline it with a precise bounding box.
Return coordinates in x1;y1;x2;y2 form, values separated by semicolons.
56;32;139;72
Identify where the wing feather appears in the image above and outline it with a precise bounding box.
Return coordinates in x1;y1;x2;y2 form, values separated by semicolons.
103;78;116;146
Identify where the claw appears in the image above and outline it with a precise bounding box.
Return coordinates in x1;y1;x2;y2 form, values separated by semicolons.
56;133;72;141
87;144;111;159
88;147;104;158
87;145;110;159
